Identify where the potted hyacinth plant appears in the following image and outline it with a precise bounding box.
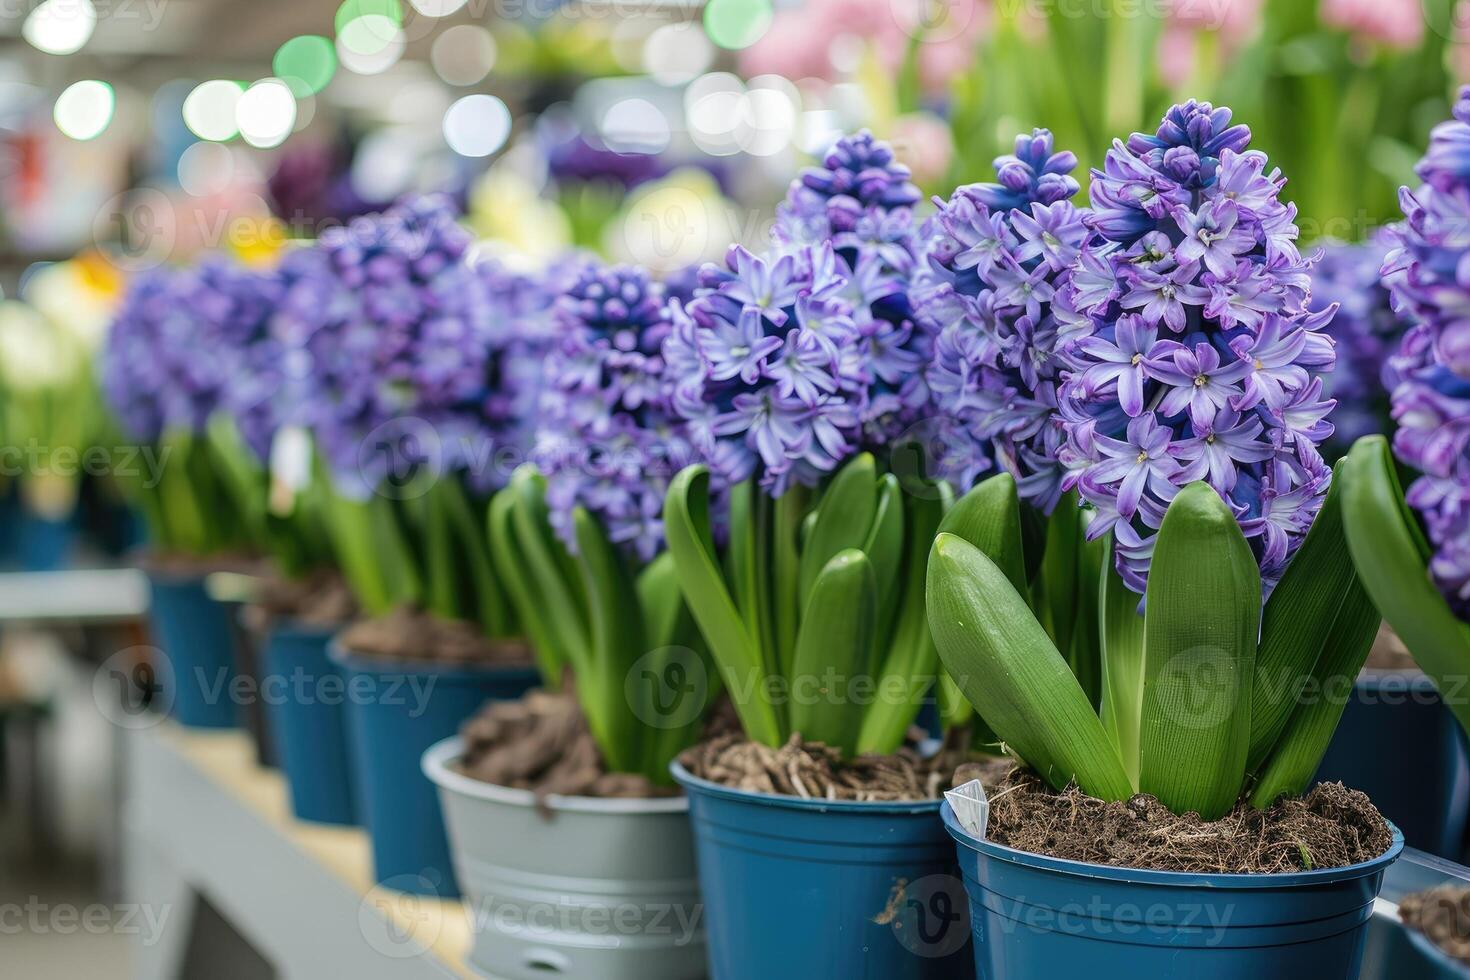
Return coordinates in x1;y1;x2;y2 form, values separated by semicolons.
100;261;261;729
281;196;544;897
1340;89;1470;971
662;134;976;979
174;248;365;812
1310;231;1467;860
424;258;718;980
918;128;1104;731
929;102;1402;978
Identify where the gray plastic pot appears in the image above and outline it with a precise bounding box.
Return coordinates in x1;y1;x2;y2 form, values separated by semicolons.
423;737;706;980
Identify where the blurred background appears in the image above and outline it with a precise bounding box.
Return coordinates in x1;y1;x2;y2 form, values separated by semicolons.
0;0;1468;975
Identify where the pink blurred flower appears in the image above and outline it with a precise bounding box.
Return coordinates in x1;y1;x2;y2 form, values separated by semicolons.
1321;0;1425;50
1156;0;1264;88
740;0;987;97
886;112;954;184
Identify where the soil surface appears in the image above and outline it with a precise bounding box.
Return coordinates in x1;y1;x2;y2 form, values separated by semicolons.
456;689;674;800
985;768;1392;873
1402;885;1470;964
338;607;532;666
678;732;1006;803
244;569;357;629
1364;622;1419;672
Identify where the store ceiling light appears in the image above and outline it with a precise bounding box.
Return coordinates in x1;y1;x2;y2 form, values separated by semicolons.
53;79;113;141
274;36;337;98
23;0;96;56
183;79;245;142
443;94;511;158
237;78;298;149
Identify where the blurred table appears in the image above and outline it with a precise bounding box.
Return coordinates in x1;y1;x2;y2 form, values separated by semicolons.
122;722;494;980
0;569;149;625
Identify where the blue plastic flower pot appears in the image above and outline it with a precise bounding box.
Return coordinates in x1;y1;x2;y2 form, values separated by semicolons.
671;762;975;979
1316;671;1470;859
261;623;356;826
331;641;538;898
941;800;1403;979
147;573;239;729
16;512;75;571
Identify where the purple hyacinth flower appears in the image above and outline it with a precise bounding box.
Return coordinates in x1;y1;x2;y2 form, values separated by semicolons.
1056;101;1335;594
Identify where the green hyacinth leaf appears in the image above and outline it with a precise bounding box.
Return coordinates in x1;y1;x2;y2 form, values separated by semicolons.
790;549;876;757
928;532;1132;801
1140;482;1261;822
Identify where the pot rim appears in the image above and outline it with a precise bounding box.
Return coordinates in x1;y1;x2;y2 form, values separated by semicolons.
327;636;543;680
669;760;944;814
941;800;1405;888
423;736;690;815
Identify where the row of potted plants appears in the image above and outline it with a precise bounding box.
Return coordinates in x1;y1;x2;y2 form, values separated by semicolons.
98;93;1470;979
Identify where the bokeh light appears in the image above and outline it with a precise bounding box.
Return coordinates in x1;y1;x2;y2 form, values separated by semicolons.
408;0;468;14
334;0;402;34
643;23;714;86
183;80;245;142
273;36;337;98
177;141;236;197
22;0;96;56
702;0;772;50
602;98;671;155
430;24;497;86
336;17;405;74
443;94;511;158
52;80;113;141
236;79;298;149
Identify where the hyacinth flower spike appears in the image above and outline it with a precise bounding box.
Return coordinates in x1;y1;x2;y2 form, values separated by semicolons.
1343;89;1470;738
663;133;958;757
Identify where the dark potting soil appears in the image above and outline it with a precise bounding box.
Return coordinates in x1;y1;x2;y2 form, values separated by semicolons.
1402;885;1470;964
1364;622;1419;673
456;688;676;800
243;569;357;631
986;768;1392;873
678;732;1006;803
338;606;532;667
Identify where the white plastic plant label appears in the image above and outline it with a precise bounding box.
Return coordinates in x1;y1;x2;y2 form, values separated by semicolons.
945;779;990;839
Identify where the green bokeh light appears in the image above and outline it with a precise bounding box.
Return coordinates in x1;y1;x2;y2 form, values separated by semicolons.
334;0;402;35
274;35;337;97
703;0;772;51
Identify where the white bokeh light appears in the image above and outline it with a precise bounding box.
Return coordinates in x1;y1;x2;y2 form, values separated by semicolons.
183;80;244;142
443;94;511;158
23;0;96;56
236;78;297;149
177;141;236;197
430;25;496;87
601;98;670;155
643;23;714;86
337;17;405;75
52;79;113;141
408;0;468;14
